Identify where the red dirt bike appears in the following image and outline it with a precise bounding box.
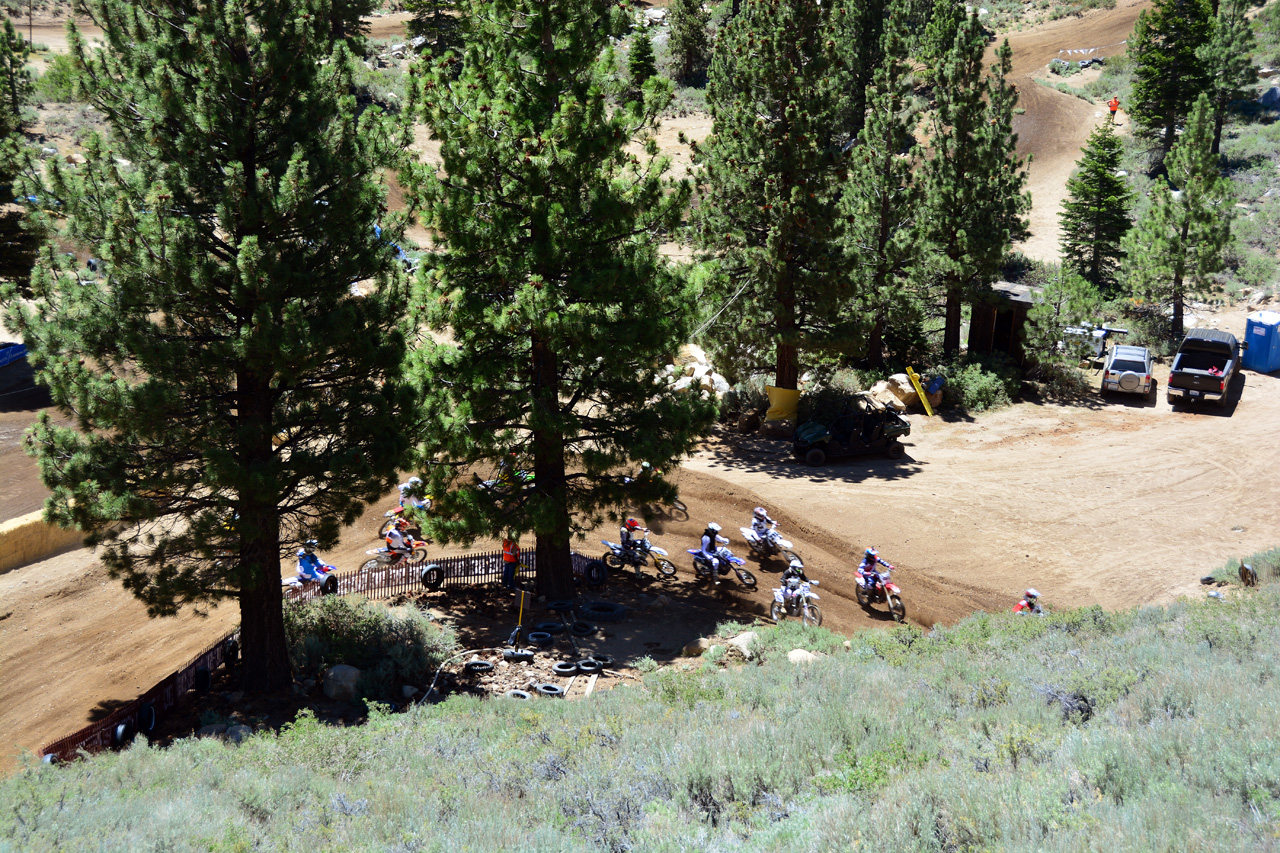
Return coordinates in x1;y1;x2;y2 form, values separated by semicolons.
855;564;906;622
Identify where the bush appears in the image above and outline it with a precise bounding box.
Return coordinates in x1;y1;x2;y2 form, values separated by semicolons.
796;370;867;425
32;53;80;103
718;374;770;421
283;595;456;700
937;354;1020;413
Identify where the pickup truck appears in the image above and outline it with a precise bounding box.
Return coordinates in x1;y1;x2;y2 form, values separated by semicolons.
1166;328;1245;408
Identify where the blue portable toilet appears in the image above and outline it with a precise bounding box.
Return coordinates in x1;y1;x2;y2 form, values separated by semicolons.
1243;310;1280;373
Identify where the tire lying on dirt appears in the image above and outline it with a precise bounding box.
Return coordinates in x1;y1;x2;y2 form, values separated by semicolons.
569;621;598;637
420;564;444;591
503;689;532;700
536;683;566;697
526;631;554;648
579;600;627;622
575;659;603;674
552;661;580;676
582;560;607;588
464;660;494;674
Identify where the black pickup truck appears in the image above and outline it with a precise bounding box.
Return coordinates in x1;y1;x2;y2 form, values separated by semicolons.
1166;328;1245;408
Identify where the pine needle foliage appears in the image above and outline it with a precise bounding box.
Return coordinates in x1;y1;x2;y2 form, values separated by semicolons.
0;0;414;692
1059;120;1133;295
1128;0;1213;161
691;0;859;389
1122;94;1232;341
404;0;715;597
667;0;711;85
1196;0;1256;155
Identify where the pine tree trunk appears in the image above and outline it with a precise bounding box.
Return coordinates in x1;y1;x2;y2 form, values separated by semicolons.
867;315;884;370
775;274;799;390
1211;112;1223;156
1172;280;1185;341
943;285;963;356
531;333;574;599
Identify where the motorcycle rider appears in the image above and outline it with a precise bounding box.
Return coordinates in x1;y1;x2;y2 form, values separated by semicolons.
295;546;329;584
399;476;429;511
750;506;775;540
385;518;414;563
1014;588;1043;615
858;547;893;591
700;522;729;575
620;517;648;563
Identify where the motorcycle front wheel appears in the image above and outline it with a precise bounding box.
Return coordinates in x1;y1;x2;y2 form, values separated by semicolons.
736;568;757;589
889;595;906;623
654;558;678;578
802;603;822;627
855;584;870;606
410;546;429;562
781;549;801;565
770;601;785;622
378;517;396;538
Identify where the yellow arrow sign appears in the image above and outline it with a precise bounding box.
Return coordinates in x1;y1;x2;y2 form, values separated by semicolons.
906;366;934;417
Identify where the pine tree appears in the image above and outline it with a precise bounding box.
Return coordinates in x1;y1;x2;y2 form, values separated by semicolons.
0;0;413;693
1122;94;1231;341
404;0;715;598
918;0;964;67
1023;265;1103;366
405;0;465;52
691;0;858;390
841;28;922;369
667;0;710;84
921;17;1030;357
1196;0;1256;154
1128;0;1213;160
1059;121;1133;296
1;18;32;196
628;26;657;92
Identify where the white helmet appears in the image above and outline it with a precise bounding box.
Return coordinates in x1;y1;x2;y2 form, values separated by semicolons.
408;477;422;486
297;548;307;557
707;522;721;532
753;507;767;520
1025;588;1040;601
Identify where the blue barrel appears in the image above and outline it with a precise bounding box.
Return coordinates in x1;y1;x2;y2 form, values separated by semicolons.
1243;311;1280;373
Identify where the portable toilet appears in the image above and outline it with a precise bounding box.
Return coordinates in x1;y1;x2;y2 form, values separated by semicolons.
1243;310;1280;373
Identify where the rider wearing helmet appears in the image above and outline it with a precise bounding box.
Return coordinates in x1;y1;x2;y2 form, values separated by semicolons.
750;506;775;539
1014;588;1042;615
385;518;413;561
399;476;428;510
781;555;809;583
858;547;892;591
620;517;648;562
296;547;324;583
700;522;729;574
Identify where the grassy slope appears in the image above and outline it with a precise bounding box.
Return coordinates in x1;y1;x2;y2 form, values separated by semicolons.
5;558;1280;851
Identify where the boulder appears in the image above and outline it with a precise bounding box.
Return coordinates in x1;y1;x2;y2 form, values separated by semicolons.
671;376;695;393
1260;87;1280;109
787;649;821;664
726;631;758;660
675;344;708;368
655;594;672;609
402;684;420;699
227;724;253;745
709;373;732;396
737;411;761;434
683;637;711;657
323;664;362;702
691;363;711;382
886;373;920;406
1257;67;1278;79
882;397;907;413
643;8;666;24
759;418;794;439
196;724;227;739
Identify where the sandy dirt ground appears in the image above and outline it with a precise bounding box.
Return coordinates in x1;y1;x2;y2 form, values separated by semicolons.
17;0;1279;774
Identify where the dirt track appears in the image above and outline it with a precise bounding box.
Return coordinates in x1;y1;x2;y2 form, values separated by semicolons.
19;0;1280;773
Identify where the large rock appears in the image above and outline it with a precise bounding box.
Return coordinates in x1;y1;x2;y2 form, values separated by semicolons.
787;649;821;664
227;724;254;745
737;411;762;434
726;631;758;660
683;637;712;657
691;363;711;382
886;374;920;406
671;376;695;393
675;344;709;368
1260;87;1280;109
323;664;362;702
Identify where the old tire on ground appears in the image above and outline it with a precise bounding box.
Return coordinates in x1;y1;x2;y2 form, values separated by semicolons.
138;702;157;734
503;689;531;700
770;601;784;622
536;683;565;697
112;720;136;748
582;560;607;588
545;599;576;612
420;564;444;591
569;621;598;637
320;575;339;596
589;653;615;668
552;662;580;678
532;620;565;635
527;631;554;648
464;661;494;674
887;441;905;460
580;600;627;622
889;595;906;623
576;659;603;674
654;558;678;578
805;448;826;467
803;603;823;627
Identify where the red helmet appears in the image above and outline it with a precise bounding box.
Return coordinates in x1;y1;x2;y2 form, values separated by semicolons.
396;519;411;530
625;519;641;530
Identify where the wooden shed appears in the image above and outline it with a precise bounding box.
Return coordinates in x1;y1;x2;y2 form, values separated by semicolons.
967;280;1040;366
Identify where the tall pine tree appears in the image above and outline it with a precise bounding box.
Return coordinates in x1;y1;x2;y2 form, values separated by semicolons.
667;0;710;85
404;0;715;597
692;0;857;390
841;28;922;369
921;17;1029;357
1196;0;1256;154
628;25;658;93
1122;94;1232;341
1059;120;1133;295
0;0;413;692
1128;0;1213;161
0;18;31;186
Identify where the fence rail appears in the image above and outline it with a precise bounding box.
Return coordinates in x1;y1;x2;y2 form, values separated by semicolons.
40;548;601;762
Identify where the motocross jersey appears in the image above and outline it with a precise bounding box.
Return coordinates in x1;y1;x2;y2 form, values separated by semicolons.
297;553;326;582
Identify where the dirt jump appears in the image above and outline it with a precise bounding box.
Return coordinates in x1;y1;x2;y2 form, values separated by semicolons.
15;0;1276;774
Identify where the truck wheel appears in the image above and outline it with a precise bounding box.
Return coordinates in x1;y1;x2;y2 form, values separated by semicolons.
887;441;905;460
805;448;826;467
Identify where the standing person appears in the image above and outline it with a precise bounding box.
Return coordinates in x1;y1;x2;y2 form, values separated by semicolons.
1108;96;1120;122
501;534;521;589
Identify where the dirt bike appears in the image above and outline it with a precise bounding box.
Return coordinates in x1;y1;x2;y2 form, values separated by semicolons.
855;564;906;622
360;539;428;571
601;537;677;581
771;577;821;625
739;521;801;564
687;546;757;589
378;501;430;538
282;541;339;595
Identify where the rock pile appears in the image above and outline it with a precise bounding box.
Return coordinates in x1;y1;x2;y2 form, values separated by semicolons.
661;344;733;399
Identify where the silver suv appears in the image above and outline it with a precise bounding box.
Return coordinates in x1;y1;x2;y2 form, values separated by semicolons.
1101;345;1155;398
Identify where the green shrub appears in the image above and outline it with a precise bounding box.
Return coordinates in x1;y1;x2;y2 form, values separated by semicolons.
32;53;80;103
283;595;456;699
718;374;770;421
796;369;868;425
937;354;1020;413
